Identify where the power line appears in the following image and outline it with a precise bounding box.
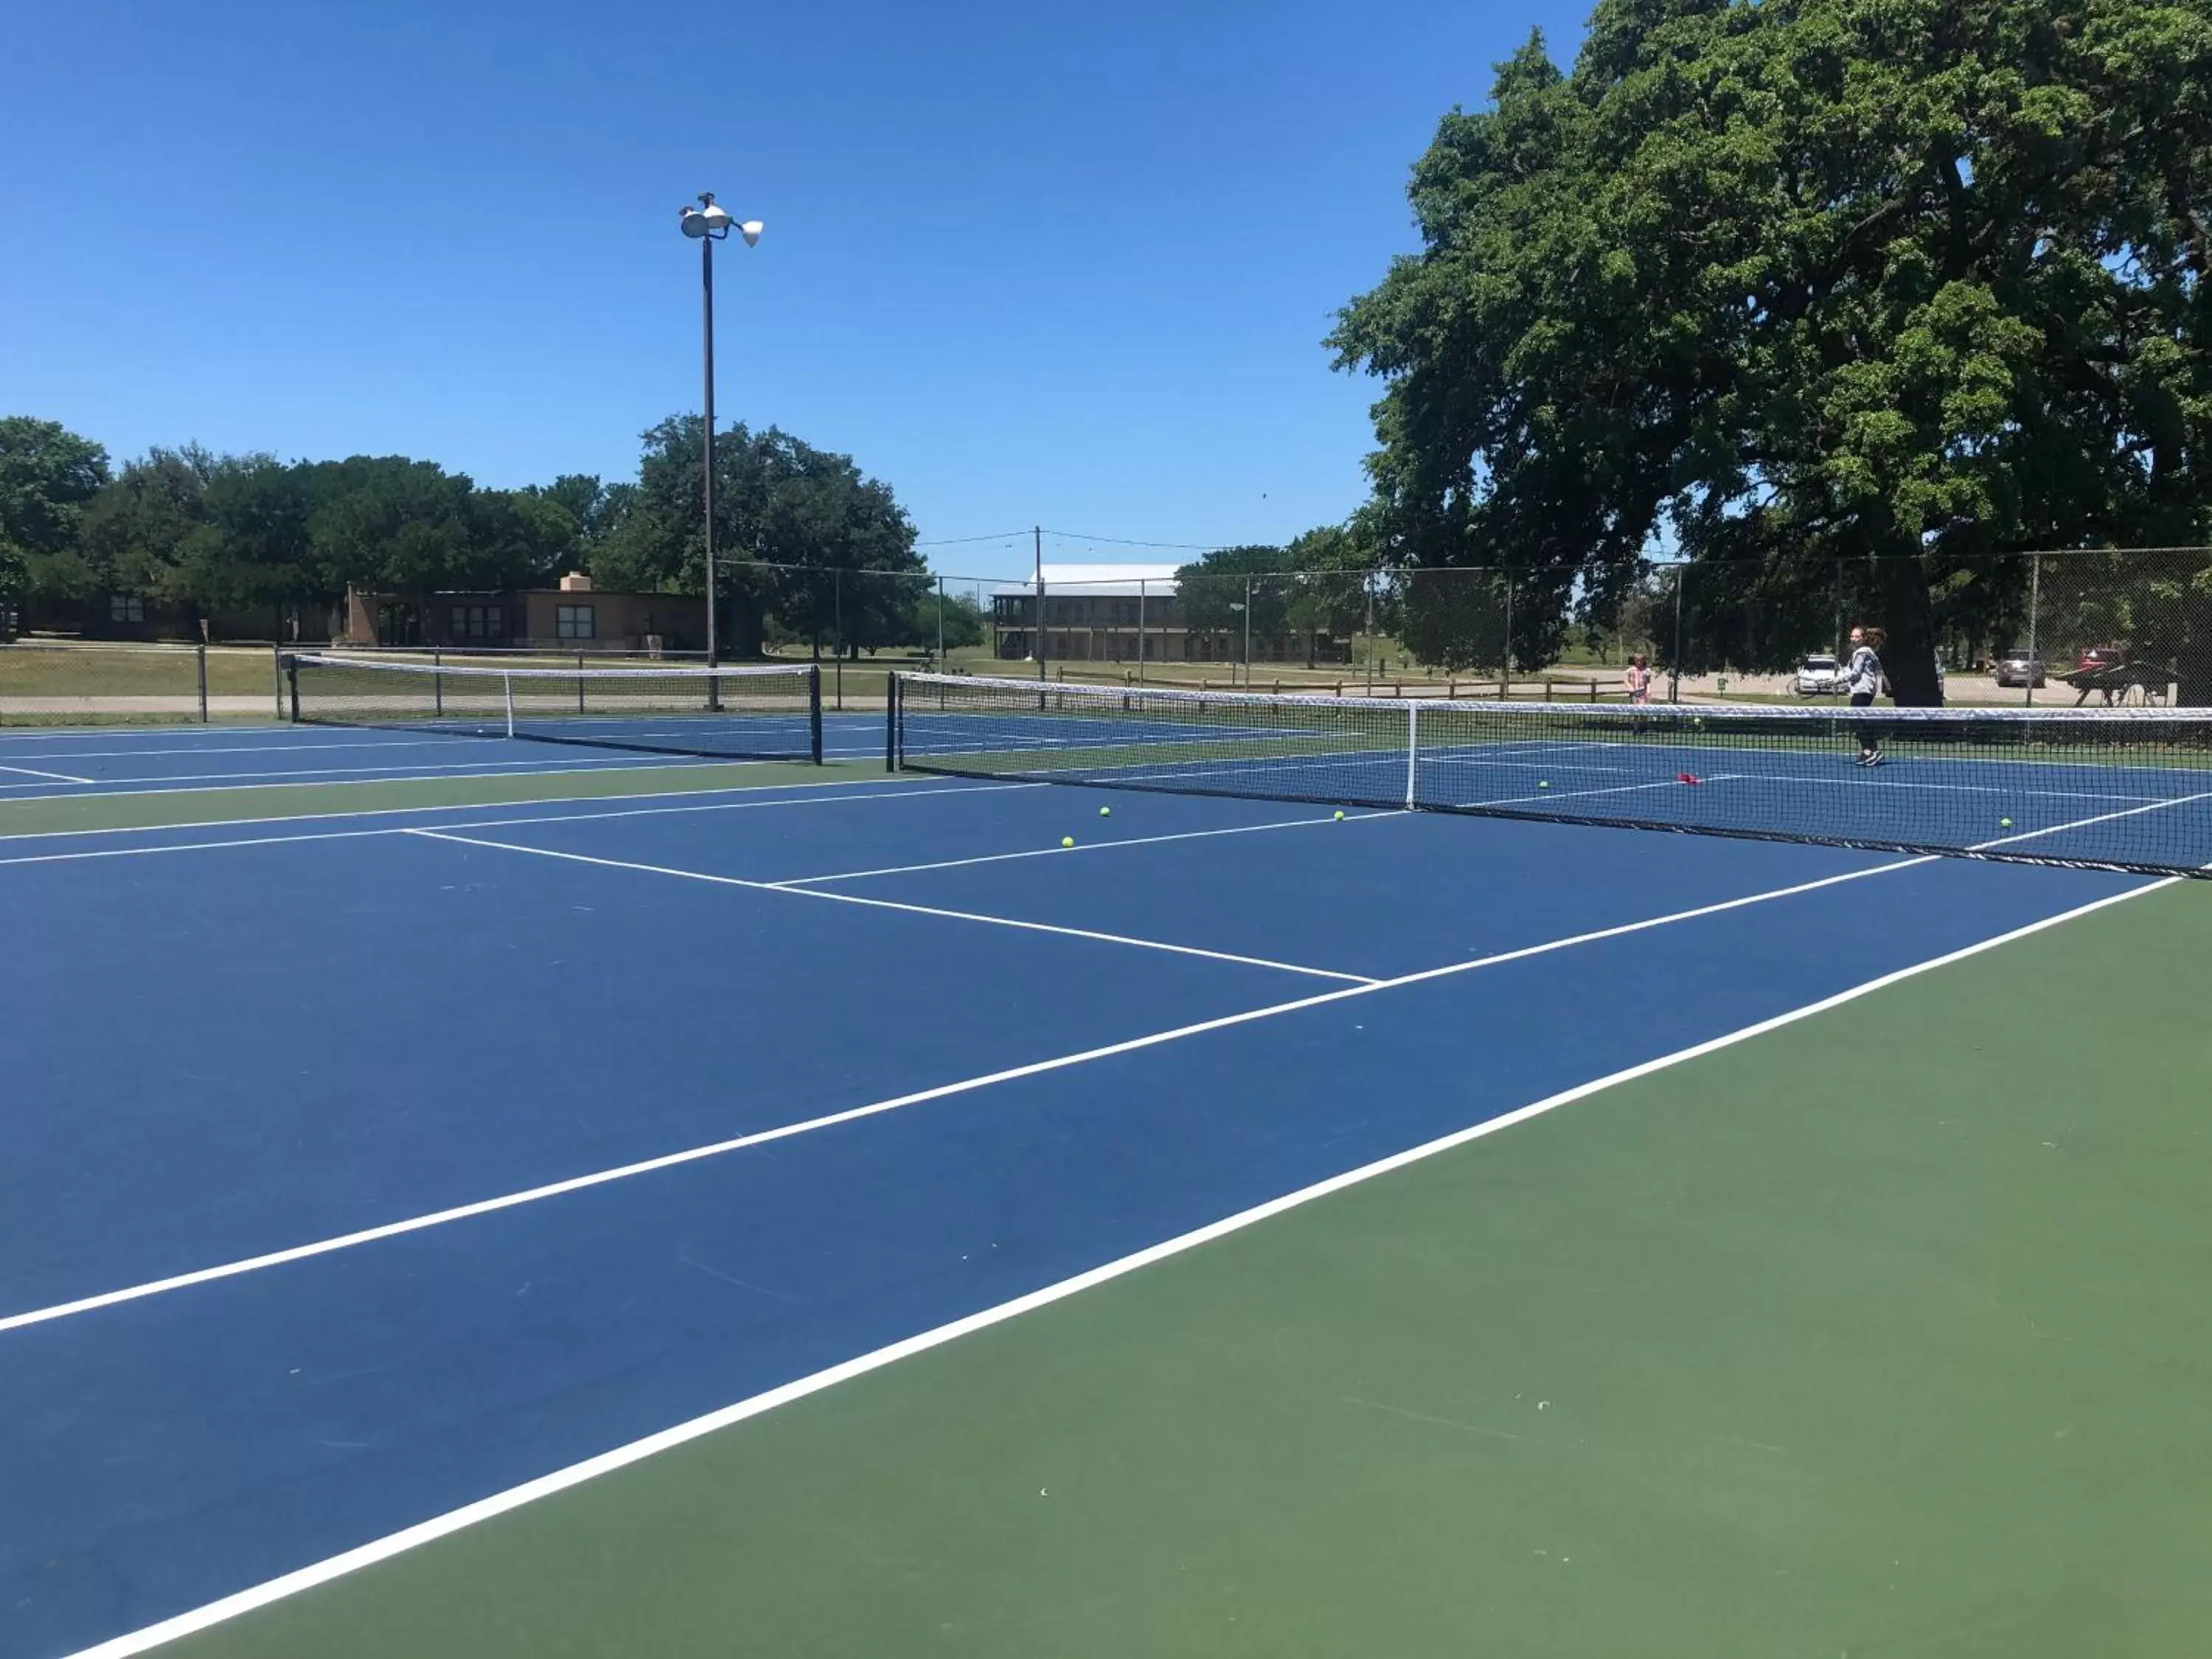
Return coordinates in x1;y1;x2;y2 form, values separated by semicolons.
1041;528;1226;552
914;529;1034;548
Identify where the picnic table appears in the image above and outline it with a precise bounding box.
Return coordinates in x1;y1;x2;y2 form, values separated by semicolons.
2063;660;2177;706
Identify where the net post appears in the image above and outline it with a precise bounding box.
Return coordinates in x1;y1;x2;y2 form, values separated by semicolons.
283;654;299;723
195;641;209;723
885;672;899;772
1404;701;1419;810
272;643;285;720
434;650;444;717
504;671;516;739
809;661;824;764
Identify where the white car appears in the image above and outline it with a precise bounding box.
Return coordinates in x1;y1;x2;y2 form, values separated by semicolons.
1793;653;1842;695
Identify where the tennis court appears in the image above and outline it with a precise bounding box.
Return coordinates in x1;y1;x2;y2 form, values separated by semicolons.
5;674;2210;1659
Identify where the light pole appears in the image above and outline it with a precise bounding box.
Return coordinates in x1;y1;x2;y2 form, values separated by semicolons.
678;193;762;670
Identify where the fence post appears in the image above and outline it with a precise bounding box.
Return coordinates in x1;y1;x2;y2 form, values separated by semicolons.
195;642;209;723
1501;571;1514;700
1034;526;1048;685
271;643;285;720
1242;574;1253;689
2025;552;2041;707
1365;573;1376;693
833;567;844;712
936;574;945;669
1669;563;1686;703
1137;579;1147;685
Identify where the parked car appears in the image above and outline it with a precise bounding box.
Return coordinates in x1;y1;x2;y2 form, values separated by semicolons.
1993;647;2046;688
2076;646;2123;672
1793;653;1842;695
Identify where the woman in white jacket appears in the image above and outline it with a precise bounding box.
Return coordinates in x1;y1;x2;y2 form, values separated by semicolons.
1843;626;1884;766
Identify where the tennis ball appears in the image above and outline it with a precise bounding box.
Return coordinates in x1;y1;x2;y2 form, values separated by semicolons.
1099;806;1111;817
1061;835;1075;848
2000;817;2013;828
1538;780;1550;789
1332;810;1345;820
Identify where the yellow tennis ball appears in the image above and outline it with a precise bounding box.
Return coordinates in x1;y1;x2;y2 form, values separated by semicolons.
1332;810;1344;820
1061;835;1074;848
2000;817;2013;828
1538;780;1550;789
1099;806;1111;817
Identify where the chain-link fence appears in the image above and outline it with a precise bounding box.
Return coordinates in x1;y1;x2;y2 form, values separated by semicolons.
10;549;2209;720
0;641;287;726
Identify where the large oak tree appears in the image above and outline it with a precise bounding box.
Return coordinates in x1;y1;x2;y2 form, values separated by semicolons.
1332;0;2212;702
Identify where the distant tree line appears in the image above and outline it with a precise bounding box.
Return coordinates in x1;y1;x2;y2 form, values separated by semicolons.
0;412;982;655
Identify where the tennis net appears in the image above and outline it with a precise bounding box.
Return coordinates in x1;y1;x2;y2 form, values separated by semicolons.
889;672;2212;876
288;654;824;763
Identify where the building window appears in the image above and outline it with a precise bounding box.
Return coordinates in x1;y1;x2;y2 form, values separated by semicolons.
450;605;504;641
109;594;146;624
556;604;595;641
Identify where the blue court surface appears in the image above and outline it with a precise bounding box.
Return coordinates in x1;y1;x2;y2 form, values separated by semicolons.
0;715;892;801
0;740;2182;1658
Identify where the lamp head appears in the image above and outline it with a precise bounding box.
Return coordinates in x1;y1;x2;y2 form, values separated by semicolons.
680;196;734;240
739;220;764;247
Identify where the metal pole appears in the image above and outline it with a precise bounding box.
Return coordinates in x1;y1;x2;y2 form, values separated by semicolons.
1034;525;1047;683
195;642;209;723
834;567;844;711
936;574;945;669
1242;575;1252;687
701;228;718;675
1365;573;1376;693
1137;579;1147;684
2025;552;2041;706
1502;572;1514;700
1669;563;1685;703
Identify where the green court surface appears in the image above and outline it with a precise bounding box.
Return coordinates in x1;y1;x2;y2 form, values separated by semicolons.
161;881;2212;1659
0;759;862;839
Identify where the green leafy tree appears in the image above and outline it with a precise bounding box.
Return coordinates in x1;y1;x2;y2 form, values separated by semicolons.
913;589;985;652
1333;0;2212;703
1173;544;1293;651
190;454;320;624
594;416;919;657
0;417;111;606
77;446;218;611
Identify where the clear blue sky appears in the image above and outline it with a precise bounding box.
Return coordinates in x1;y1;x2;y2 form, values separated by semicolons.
2;0;1590;583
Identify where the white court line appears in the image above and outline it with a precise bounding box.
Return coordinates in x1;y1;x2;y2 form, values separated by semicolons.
0;763;96;784
774;808;1401;886
0;841;1974;1342
0;782;1036;867
1970;789;2212;851
1464;775;1747;812
406;829;1379;985
49;872;2177;1659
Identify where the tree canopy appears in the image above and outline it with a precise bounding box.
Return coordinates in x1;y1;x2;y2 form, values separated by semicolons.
1332;0;2212;702
0;409;923;654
